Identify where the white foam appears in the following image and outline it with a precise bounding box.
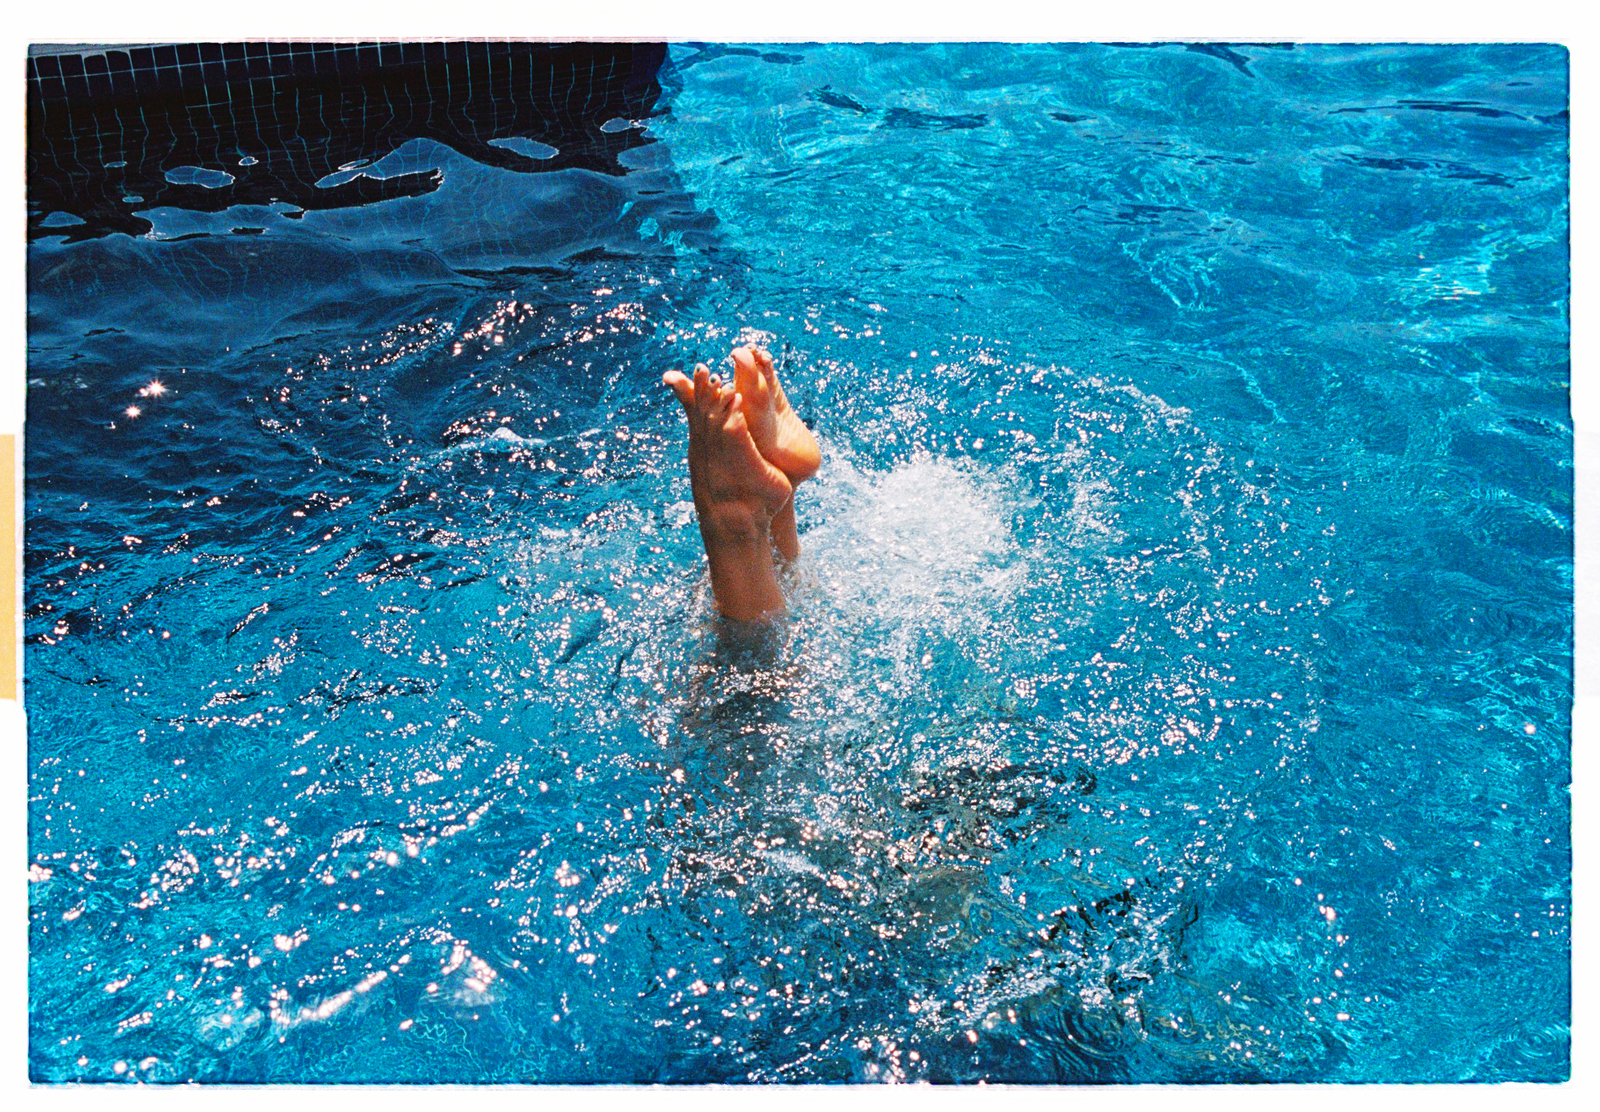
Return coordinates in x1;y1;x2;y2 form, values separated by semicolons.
799;449;1028;636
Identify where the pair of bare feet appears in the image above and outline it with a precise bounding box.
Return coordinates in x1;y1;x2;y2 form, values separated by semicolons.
664;345;822;622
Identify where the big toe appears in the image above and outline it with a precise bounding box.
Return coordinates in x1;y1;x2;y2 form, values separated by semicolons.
732;346;766;398
753;346;778;383
663;369;694;410
732;346;778;433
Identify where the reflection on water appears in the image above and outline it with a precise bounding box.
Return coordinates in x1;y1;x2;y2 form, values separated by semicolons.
29;287;1328;1080
27;41;669;242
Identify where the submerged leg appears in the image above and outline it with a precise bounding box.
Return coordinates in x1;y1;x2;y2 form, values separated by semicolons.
663;364;794;622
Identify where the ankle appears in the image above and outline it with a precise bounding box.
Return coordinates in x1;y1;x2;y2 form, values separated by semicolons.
699;504;771;545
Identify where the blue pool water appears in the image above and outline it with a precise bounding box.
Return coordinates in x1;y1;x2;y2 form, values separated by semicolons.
26;42;1570;1083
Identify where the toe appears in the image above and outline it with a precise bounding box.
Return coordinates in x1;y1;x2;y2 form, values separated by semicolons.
732;346;764;397
753;347;777;384
663;370;694;411
692;364;715;413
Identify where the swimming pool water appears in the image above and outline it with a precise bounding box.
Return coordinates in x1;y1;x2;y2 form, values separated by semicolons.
26;42;1570;1083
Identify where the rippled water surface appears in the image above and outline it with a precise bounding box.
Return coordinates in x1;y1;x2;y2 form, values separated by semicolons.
26;43;1570;1082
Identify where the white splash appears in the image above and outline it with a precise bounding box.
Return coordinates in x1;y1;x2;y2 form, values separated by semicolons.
801;449;1028;627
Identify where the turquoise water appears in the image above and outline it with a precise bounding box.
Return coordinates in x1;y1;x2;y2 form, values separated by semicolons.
27;43;1569;1082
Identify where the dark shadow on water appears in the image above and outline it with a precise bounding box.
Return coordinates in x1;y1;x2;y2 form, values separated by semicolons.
27;41;671;242
675;614;798;751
